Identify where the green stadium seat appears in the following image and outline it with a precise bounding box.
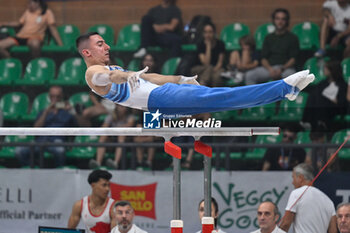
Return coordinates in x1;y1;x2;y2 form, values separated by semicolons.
271;93;308;122
10;45;30;53
69;92;93;109
10;31;50;54
0;26;16;37
224;76;244;87
292;22;320;50
181;44;197;51
0;135;34;159
235;103;276;122
254;23;275;50
331;129;350;160
22;92;50;122
50;57;86;86
245;134;282;160
342;58;350;83
114;57;124;67
212;110;237;123
0;58;22;85
113;24;140;52
66;135;99;159
220;23;250;50
127;59;141;71
147;46;164;53
303;57;330;85
295;131;311;153
0;92;29;121
87;24;115;45
15;57;55;86
42;24;80;53
161;57;181;75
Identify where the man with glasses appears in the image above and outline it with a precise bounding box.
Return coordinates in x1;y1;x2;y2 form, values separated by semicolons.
111;201;147;233
262;127;306;171
245;8;299;85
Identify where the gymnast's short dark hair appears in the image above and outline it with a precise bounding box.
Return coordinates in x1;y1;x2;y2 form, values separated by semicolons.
76;31;100;50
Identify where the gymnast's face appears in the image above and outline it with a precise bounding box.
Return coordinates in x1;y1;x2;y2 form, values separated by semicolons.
85;34;111;65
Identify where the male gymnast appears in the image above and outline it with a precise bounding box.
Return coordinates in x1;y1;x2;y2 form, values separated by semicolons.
76;32;315;116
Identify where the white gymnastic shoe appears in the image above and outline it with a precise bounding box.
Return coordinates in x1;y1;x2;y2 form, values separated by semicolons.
283;70;315;101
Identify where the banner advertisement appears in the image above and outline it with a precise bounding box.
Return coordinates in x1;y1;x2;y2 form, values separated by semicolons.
0;170;349;233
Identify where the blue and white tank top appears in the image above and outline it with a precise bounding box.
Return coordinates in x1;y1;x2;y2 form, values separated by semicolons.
101;65;159;110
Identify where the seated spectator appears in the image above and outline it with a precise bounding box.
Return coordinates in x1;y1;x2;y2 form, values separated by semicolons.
305;128;340;173
197;197;226;233
0;0;63;58
221;35;259;84
133;122;155;170
89;105;135;169
76;91;115;127
302;60;347;131
141;53;158;73
15;86;79;168
315;0;350;58
191;22;225;87
245;8;299;85
133;0;182;58
128;54;158;170
262;127;306;171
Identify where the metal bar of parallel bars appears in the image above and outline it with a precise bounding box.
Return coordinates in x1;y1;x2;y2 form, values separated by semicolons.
0;127;279;136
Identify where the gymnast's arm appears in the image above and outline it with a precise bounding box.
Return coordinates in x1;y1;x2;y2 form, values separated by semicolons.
85;65;199;96
85;65;130;96
141;73;199;85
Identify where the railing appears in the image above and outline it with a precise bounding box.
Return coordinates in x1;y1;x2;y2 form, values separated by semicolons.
0;141;345;170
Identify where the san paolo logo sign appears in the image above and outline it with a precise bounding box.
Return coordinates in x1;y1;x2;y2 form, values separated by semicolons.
110;182;157;220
